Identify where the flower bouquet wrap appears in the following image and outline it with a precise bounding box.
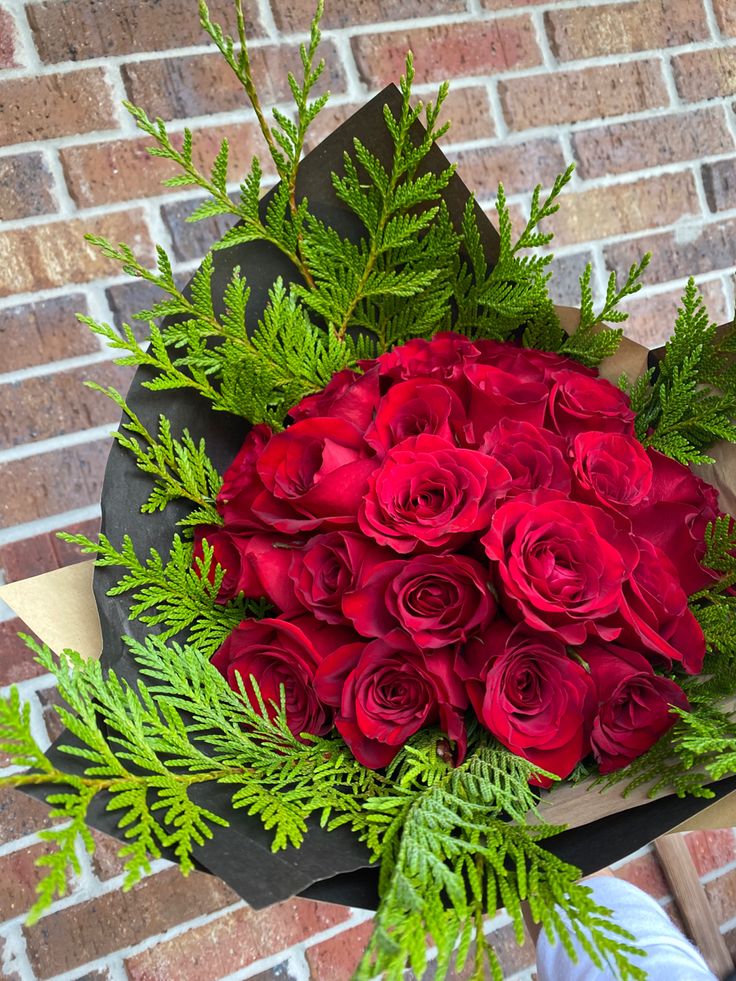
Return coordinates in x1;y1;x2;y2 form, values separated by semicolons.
3;3;736;978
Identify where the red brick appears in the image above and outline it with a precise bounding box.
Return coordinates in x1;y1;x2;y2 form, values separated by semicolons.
604;218;736;286
544;171;700;246
673;48;736;102
160;197;238;263
0;153;56;220
0;787;55;846
122;41;346;122
0;8;18;68
0;841;71;921
0;70;114;146
51;516;101;566
614;850;670;900
23;867;238;978
500;61;668;131
105;279;175;342
448;921;536;979
0;440;108;529
36;686;66;743
0;533;59;583
27;0;263;62
482;0;546;6
90;828;128;881
619;278;729;349
572;107;733;179
547;250;597;307
0;210;153;298
124;899;351;981
0;295;97;373
705;867;736;924
684;829;736;878
61;121;273;209
713;0;736;37
351;17;542;88
545;0;708;61
703;157;736;213
274;0;464;31
305;919;374;980
0;621;47;686
450;137;566;199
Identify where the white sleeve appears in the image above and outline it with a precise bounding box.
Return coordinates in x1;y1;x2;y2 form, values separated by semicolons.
535;875;717;981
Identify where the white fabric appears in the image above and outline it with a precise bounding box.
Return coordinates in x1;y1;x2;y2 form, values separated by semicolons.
536;875;716;980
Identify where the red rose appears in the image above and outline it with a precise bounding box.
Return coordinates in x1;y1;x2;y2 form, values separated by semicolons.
343;552;496;650
618;538;706;674
211;615;354;739
364;378;466;455
571;431;653;513
373;332;477;384
458;620;596;782
482;493;638;645
463;362;548;444
291;531;390;624
192;525;253;602
217;424;272;530
631;449;721;595
548;370;636;440
480;419;571;497
359;434;511;553
315;640;468;769
288;366;381;431
474;340;595;384
581;641;690;774
253;417;377;533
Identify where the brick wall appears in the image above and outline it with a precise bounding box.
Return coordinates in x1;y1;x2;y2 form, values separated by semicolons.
2;0;736;977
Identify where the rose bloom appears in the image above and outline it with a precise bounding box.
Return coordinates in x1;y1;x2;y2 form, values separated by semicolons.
253;416;377;533
462;362;548;444
458;620;596;782
473;340;596;385
211;614;354;740
343;552;496;650
364;377;467;455
548;370;636;439
482;492;638;645
480;419;571;498
571;431;653;512
373;331;478;384
192;525;253;602
216;424;272;530
315;639;468;769
581;641;690;773
360;434;510;553
289;366;381;431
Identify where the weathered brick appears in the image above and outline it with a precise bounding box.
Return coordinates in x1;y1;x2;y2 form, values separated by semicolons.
161;197;238;263
0;842;70;921
0;787;54;846
61;122;272;209
705;867;736;925
572;107;734;179
305;919;374;980
684;829;736;878
713;0;736;36
0;621;47;686
27;0;262;62
0;440;108;529
0;295;96;373
273;0;464;31
618;278;729;348
0;211;153;298
51;516;101;567
0;70;114;146
613;850;669;900
105;279;174;341
500;61;668;130
248;964;299;981
0;362;133;449
703;157;736;213
90;828;128;881
450;137;566;198
0;8;18;68
545;0;708;61
0;518;99;585
673;48;736;102
0;935;22;981
604;218;736;286
122;41;345;122
482;0;546;6
23;867;238;978
36;686;66;743
544;171;699;246
0;153;56;220
124;899;351;981
351;17;541;88
547;250;597;307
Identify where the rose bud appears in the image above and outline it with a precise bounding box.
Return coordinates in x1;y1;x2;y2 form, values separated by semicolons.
581;641;690;774
480;419;571;498
288;366;381;431
343;552;496;651
571;431;653;513
364;377;467;455
360;434;511;553
315;640;468;769
458;620;596;783
211;614;355;740
548;370;636;440
216;424;272;530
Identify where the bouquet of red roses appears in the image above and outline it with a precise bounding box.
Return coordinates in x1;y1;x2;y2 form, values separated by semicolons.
203;333;718;784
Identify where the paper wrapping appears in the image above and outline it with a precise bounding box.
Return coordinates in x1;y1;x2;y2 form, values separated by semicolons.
3;85;736;909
